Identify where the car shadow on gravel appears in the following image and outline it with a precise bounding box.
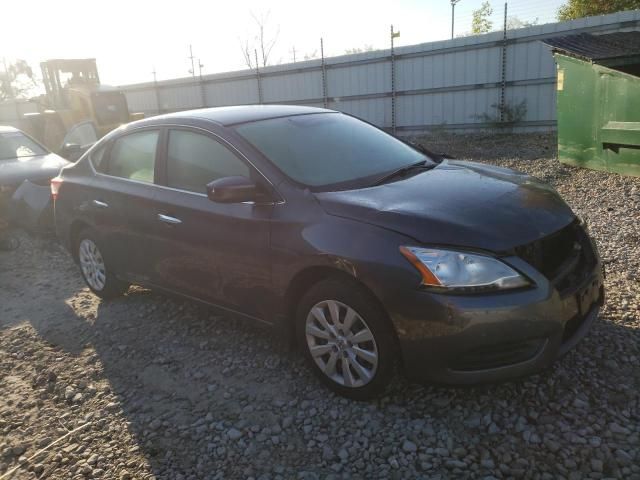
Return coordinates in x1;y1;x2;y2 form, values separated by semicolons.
2;229;639;479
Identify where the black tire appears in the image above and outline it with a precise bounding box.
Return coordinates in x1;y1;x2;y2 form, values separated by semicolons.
296;277;397;400
75;227;128;299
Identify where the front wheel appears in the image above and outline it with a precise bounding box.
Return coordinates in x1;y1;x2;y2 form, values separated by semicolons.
76;228;128;299
296;278;397;400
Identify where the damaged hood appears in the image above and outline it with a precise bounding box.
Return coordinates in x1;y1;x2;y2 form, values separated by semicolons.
315;160;575;252
0;153;70;188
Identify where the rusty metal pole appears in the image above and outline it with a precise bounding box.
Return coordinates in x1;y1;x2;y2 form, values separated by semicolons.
152;67;162;114
500;2;508;123
321;38;328;108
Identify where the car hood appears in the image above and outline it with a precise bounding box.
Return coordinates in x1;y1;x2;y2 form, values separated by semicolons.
0;153;70;188
314;160;575;252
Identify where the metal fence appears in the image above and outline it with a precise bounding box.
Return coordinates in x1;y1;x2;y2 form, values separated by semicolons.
2;11;639;134
118;10;639;134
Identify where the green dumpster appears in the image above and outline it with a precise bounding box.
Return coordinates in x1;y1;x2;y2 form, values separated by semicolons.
543;32;640;177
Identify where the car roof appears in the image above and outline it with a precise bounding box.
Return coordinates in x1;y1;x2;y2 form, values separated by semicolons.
0;125;21;133
133;105;337;128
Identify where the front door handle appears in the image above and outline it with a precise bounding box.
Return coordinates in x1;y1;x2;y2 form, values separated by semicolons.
157;214;182;225
92;199;109;209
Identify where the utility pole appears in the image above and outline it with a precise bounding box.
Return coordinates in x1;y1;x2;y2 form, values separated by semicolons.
291;46;297;63
451;0;462;39
188;44;196;78
198;59;204;79
152;65;162;114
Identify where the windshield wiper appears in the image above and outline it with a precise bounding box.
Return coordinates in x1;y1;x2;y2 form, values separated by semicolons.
372;160;435;186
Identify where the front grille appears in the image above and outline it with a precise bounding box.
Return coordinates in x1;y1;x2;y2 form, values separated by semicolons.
515;222;596;296
452;338;546;371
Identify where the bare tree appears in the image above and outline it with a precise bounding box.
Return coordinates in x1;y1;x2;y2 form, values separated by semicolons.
240;38;255;69
304;49;319;61
239;10;280;69
344;44;374;55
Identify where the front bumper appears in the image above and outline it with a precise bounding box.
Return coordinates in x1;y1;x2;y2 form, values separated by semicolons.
389;258;604;385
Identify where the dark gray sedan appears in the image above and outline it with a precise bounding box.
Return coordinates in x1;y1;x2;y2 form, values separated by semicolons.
0;126;70;230
52;106;604;399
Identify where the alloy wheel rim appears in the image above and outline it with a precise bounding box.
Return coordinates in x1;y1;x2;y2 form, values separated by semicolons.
305;300;378;388
79;239;106;291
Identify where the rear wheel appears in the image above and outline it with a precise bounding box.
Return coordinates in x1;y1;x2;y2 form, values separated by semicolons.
296;278;396;400
76;228;128;299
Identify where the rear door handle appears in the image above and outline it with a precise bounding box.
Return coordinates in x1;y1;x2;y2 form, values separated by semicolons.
157;214;182;225
92;200;109;209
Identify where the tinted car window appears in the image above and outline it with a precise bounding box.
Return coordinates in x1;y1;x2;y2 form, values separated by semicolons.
63;122;98;146
0;131;48;160
235;113;429;189
89;145;107;172
108;130;158;183
167;129;250;194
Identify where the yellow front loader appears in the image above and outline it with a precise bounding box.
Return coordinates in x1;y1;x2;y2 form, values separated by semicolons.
21;59;142;160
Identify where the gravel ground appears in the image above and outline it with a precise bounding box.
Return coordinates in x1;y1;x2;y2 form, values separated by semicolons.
0;132;638;480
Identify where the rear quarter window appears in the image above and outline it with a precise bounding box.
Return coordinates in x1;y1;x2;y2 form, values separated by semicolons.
107;130;159;183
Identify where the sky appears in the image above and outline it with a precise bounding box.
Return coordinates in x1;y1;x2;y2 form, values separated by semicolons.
1;0;565;87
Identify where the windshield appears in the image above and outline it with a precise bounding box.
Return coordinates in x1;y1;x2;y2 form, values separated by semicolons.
0;131;48;160
235;113;431;190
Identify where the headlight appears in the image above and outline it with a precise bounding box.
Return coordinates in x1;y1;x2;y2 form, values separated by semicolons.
399;246;529;292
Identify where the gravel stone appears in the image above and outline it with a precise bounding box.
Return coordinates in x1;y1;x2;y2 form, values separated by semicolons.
0;132;638;479
402;440;418;453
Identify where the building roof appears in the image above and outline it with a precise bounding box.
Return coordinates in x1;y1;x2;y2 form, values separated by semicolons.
542;32;640;66
156;105;334;126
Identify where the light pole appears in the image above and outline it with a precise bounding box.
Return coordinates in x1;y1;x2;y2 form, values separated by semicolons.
188;44;195;78
451;0;462;39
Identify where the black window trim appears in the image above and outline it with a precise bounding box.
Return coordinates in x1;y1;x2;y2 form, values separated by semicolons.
159;125;254;193
87;123;284;204
156;124;283;204
90;125;162;185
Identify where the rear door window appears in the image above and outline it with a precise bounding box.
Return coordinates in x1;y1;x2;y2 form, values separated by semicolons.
107;130;159;183
89;144;107;172
166;129;250;194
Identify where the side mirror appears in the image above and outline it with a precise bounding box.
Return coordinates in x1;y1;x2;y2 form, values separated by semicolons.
206;176;257;203
60;143;85;161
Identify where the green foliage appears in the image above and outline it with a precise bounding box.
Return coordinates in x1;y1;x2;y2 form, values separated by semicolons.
507;16;539;29
473;100;528;127
344;45;374;55
0;60;37;101
472;1;494;34
558;0;640;21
